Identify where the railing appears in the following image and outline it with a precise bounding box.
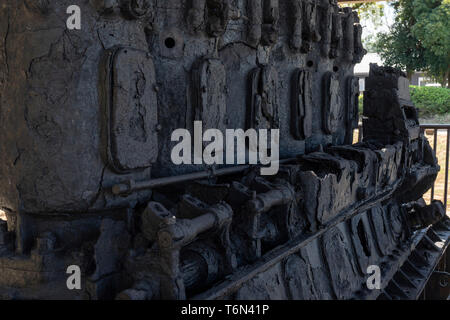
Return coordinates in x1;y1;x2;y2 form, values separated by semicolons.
421;124;450;210
356;124;450;212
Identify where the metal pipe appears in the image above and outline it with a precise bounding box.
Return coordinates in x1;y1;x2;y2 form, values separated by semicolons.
112;159;295;195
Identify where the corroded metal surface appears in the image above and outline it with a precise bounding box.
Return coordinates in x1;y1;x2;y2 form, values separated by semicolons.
0;1;448;300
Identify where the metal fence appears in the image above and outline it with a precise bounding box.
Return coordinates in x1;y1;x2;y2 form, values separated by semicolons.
421;124;450;209
357;124;450;210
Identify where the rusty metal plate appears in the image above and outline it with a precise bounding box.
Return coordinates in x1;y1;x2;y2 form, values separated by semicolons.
321;227;359;299
369;205;394;256
283;251;319;300
192;58;227;133
348;212;374;276
291;69;313;140
346;76;359;143
248;65;280;130
323;72;342;135
107;47;159;173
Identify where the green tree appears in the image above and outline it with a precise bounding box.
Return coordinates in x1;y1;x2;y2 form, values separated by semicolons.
411;0;450;86
374;0;450;87
344;2;385;51
347;2;385;29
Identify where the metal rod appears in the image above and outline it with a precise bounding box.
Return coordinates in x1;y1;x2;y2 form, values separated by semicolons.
192;181;404;300
445;129;450;209
113;125;450;211
420;124;450;130
112;159;295;195
431;129;438;201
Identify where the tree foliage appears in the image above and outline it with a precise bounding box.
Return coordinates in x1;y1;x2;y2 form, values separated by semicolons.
348;2;386;29
346;2;385;51
374;0;450;87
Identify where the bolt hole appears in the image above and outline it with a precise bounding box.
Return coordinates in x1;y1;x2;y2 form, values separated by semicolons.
333;66;339;72
165;37;176;49
307;61;314;68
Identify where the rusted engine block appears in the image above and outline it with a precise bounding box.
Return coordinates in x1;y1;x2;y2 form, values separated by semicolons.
0;1;448;300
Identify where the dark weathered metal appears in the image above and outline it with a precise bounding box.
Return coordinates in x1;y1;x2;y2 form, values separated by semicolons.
0;1;448;300
420;124;450;207
112;159;294;195
359;123;450;208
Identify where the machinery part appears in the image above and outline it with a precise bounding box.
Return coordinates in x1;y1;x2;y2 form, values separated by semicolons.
0;2;446;301
291;69;313;141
